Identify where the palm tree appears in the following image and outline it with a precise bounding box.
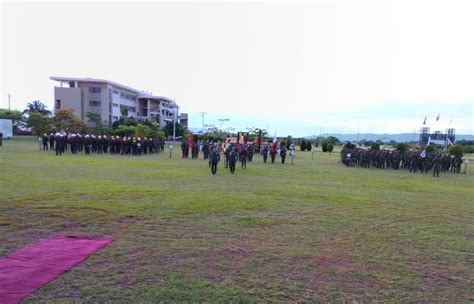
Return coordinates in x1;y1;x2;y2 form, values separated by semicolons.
23;100;51;116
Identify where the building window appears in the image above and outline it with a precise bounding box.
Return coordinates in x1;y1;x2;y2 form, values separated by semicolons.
89;87;101;93
55;100;61;109
89;100;101;107
112;90;119;95
113;116;119;121
120;92;136;100
112;103;119;107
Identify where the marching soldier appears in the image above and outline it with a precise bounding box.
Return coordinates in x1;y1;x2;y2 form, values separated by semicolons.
49;133;55;150
209;145;220;175
280;145;287;164
42;134;49;150
228;147;238;174
262;145;269;163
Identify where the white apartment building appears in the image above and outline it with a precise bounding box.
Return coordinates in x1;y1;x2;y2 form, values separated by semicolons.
51;77;179;129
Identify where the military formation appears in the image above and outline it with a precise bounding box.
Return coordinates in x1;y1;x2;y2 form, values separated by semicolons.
180;140;295;175
41;133;165;156
340;147;463;177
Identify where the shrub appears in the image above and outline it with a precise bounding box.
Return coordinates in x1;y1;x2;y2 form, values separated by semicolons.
396;143;408;153
135;124;146;138
322;142;328;152
449;145;464;158
114;125;135;137
426;145;436;153
371;143;380;150
327;143;334;152
464;146;474;154
344;141;355;149
300;140;306;151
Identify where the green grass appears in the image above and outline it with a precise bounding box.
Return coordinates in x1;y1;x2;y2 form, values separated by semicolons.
1;137;473;302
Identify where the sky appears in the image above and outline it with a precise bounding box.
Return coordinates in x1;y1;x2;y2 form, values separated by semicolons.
1;0;473;136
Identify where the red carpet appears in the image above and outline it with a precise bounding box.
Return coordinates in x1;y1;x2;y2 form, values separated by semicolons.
0;236;112;304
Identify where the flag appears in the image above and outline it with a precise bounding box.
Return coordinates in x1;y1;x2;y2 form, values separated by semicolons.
420;150;426;158
427;136;431;146
423;116;427;125
436;114;440;121
446;137;454;146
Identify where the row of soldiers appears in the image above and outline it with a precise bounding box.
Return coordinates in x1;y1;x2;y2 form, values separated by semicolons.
180;140;296;175
41;133;165;156
341;147;463;177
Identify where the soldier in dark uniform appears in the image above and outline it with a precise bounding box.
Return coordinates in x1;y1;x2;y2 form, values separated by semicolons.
262;145;268;163
69;134;77;154
228;147;238;174
55;133;63;156
49;133;55;150
42;134;49;150
248;144;254;162
84;135;91;155
280;145;287;164
77;134;84;152
240;146;248;169
102;135;109;154
432;155;442;177
209;146;220;175
181;141;187;158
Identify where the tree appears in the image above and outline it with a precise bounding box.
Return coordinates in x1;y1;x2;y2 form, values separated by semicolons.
120;107;129;117
85;112;112;135
322;142;328;152
327;143;334;152
396;143;408;153
326;136;340;145
135;124;146;138
0;109;25;133
449;145;464;158
163;122;183;138
307;141;312;151
26;112;52;137
23;100;51;116
371;143;380;150
52;109;86;133
300;139;306;151
344;141;355;149
114;125;135;137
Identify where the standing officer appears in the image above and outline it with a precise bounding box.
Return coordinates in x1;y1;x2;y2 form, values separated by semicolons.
262;145;268;163
49;133;55;150
42;134;49;150
210;146;220;175
229;147;238;174
432;155;442;177
280;145;287;164
240;146;248;169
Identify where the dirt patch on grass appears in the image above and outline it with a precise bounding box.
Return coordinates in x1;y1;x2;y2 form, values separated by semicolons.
287;232;386;297
204;246;251;283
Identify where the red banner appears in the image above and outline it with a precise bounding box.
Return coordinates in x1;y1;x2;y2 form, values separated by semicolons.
189;132;193;149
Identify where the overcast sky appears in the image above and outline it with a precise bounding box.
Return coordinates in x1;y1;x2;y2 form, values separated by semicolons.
1;0;473;136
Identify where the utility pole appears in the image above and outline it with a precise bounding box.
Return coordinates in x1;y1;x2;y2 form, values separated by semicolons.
200;112;206;133
8;94;11;110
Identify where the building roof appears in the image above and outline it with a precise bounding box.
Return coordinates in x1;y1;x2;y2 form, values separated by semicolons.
50;76;174;103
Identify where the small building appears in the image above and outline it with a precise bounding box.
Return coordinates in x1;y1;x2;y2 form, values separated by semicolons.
51;76;179;129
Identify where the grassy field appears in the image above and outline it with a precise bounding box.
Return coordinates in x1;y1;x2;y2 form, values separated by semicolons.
1;137;473;302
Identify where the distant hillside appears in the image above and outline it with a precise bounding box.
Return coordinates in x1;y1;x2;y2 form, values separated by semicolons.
304;133;474;143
